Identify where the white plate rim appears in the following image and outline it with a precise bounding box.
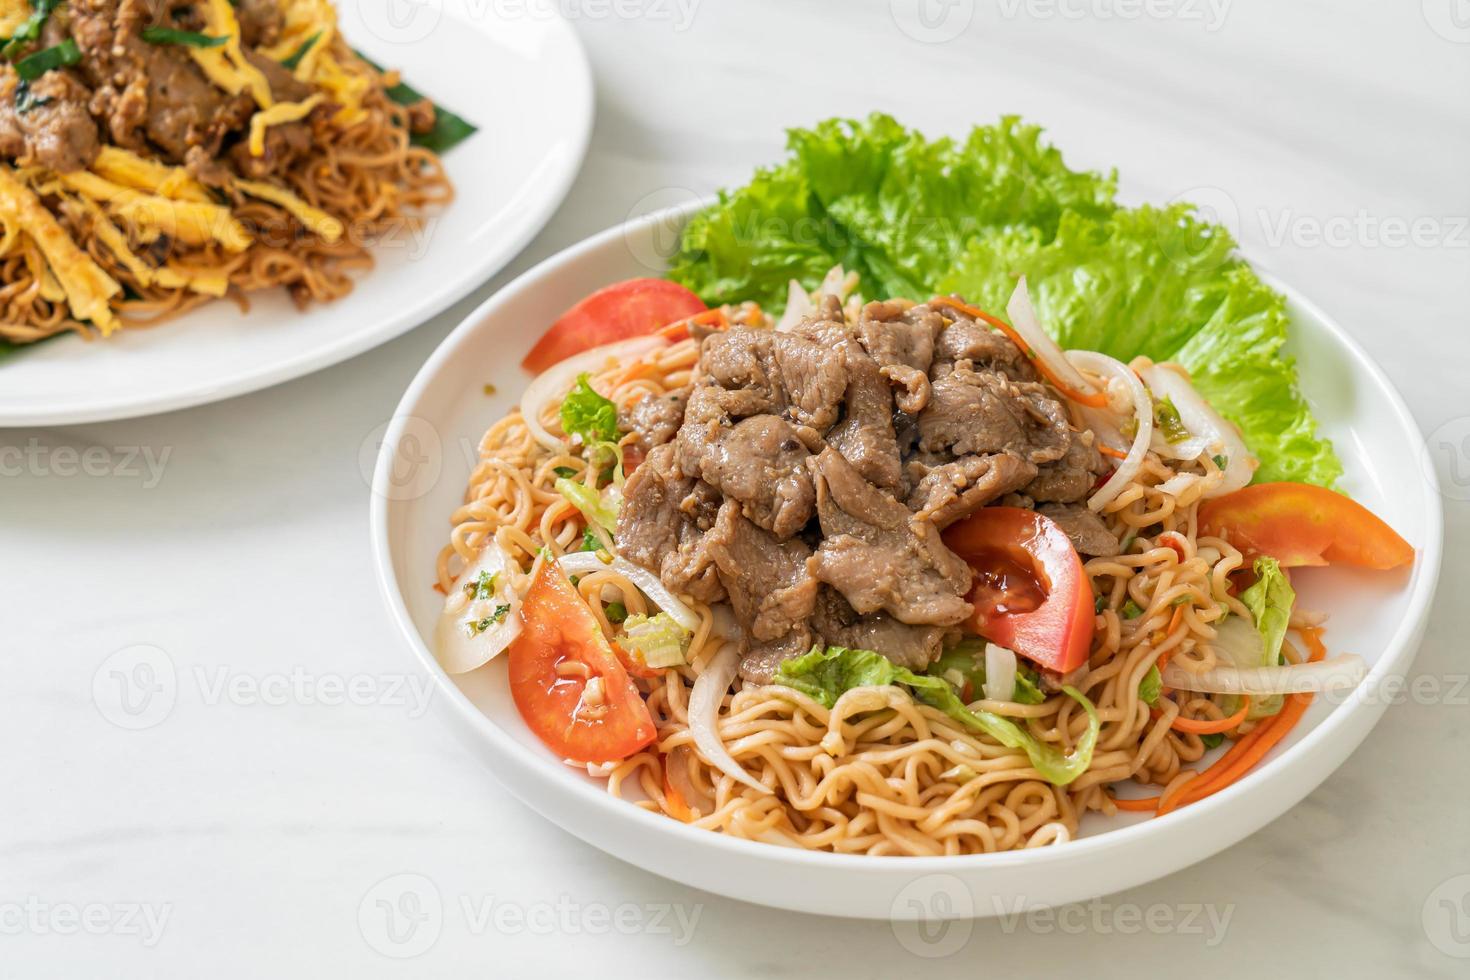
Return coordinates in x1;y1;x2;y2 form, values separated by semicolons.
369;202;1444;896
0;8;593;428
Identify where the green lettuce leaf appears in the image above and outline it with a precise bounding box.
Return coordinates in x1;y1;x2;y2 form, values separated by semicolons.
618;612;690;669
927;640;1045;705
774;645;1098;785
1239;557;1296;718
559;374;619;444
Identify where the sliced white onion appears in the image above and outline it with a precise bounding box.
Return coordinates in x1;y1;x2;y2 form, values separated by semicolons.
1067;350;1153;512
556;552;699;632
774;279;813;332
1162;653;1367;697
688;641;770;794
1136;360;1255;496
519;336;669;452
983;642;1017;703
1007;277;1099;399
434;542;521;674
816;264;858;303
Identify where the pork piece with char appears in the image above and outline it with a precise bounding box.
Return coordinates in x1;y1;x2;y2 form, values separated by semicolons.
1023;434;1108;504
807;447;973;628
615;443;725;604
931;311;1041;382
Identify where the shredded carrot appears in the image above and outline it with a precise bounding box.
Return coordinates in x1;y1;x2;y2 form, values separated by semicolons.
928;296;1110;408
1110;794;1162;812
1170;696;1250;734
1099;444;1129;460
661;755;694;822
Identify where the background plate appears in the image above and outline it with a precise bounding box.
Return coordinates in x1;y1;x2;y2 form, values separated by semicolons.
0;0;592;426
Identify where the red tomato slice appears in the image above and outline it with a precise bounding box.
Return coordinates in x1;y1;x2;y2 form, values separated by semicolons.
521;278;707;374
507;561;657;764
1198;482;1413;570
942;507;1094;674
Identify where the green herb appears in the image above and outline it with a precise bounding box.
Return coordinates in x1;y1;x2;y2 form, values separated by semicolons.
13;78;50;114
1212;454;1229;471
1094;594;1107;614
15;38;79;81
1119;531;1137;553
1200;732;1225;749
603;602;628;624
468;604;511;634
1122;600;1144;619
778;646;1099;786
1138;665;1162;706
579;527;601;552
353;49;478;154
553;466;578;479
559;374;619;444
1154;395;1191;443
279;31;320;70
139;26;228;48
1;0;58;57
463;570;498;601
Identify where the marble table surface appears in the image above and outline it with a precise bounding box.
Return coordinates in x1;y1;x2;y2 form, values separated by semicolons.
5;1;1468;975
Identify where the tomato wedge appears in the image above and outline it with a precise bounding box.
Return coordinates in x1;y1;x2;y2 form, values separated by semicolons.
942;507;1094;674
1198;482;1413;570
521;278;707;374
507;561;656;763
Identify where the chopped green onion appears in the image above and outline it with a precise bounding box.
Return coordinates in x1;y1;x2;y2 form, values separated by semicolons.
603;602;628;624
467;604;511;635
139;27;228;48
463;570;498;601
1;0;59;57
1121;600;1144;619
1154;395;1191;443
279;31;320;70
1200;732;1225;749
15;38;79;81
553;466;578;479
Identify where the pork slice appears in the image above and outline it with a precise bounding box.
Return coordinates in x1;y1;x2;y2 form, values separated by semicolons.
811;588;951;672
855;300;943;413
1024;433;1107;503
1038;502;1120;557
918;366;1072;465
932;313;1040;382
674;377;815;539
615;444;724;603
0;69;100;172
620;387;689;453
906;453;1038;528
807;448;972;627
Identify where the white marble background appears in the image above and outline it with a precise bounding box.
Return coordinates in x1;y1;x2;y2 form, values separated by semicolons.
4;0;1469;975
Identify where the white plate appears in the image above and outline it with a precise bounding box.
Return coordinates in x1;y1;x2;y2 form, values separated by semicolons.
370;203;1443;920
0;0;592;427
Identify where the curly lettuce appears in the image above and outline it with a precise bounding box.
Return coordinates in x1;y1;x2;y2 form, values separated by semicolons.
669;113;1340;488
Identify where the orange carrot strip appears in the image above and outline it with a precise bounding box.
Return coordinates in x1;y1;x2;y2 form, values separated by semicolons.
1099;444;1130;460
1171;697;1250;734
928;296;1109;408
1110;795;1162;812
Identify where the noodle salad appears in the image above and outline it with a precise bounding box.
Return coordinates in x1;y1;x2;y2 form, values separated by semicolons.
432;117;1414;856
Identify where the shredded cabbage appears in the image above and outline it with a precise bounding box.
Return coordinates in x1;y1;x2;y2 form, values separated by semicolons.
776;646;1098;786
619;613;691;669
